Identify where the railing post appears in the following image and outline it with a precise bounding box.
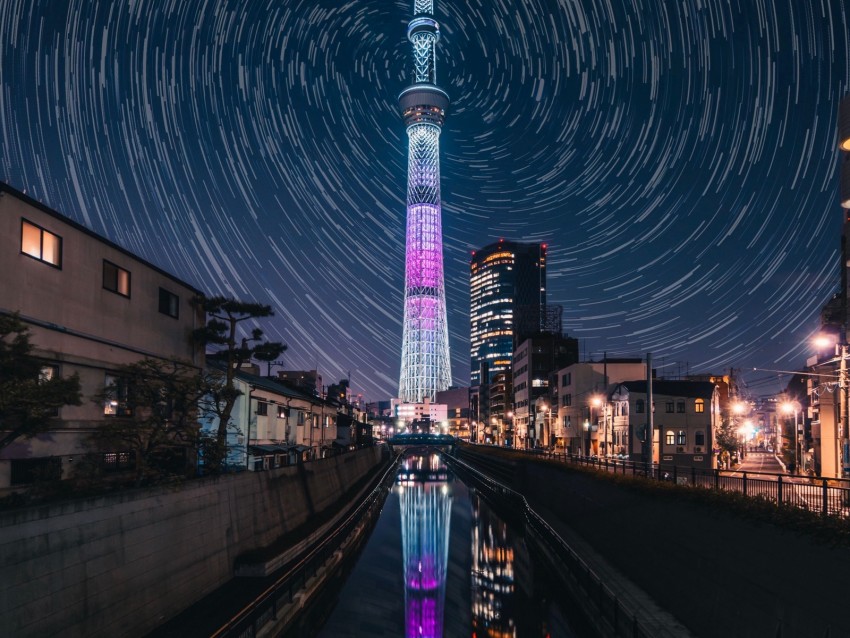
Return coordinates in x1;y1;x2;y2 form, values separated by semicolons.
715;468;719;491
777;474;783;505
823;479;829;518
743;471;748;496
673;465;677;484
691;465;696;485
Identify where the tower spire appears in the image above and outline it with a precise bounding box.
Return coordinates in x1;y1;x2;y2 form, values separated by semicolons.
398;0;451;403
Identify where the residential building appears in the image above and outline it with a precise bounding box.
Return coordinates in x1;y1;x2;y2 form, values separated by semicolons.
201;364;344;469
512;333;578;448
435;387;471;439
608;380;718;469
470;240;546;386
0;182;205;490
276;369;323;396
488;371;512;446
554;359;647;455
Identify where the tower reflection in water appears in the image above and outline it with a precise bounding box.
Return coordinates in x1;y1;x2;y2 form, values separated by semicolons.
397;453;452;638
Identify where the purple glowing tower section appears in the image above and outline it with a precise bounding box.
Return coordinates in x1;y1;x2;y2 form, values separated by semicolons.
398;454;452;638
398;0;452;403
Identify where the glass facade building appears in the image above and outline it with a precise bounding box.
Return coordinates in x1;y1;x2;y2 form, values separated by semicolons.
469;240;546;386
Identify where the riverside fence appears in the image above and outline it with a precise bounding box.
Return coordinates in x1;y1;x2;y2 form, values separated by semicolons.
521;449;850;518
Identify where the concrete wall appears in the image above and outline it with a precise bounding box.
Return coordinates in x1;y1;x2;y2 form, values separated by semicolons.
0;446;383;638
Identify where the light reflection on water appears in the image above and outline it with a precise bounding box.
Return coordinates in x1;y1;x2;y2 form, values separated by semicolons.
317;453;582;637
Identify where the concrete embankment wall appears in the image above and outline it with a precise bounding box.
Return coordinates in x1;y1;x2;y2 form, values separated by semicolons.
0;446;384;638
458;446;850;638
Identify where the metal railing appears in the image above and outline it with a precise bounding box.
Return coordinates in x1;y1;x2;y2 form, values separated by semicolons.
208;456;400;638
528;450;850;518
445;453;656;638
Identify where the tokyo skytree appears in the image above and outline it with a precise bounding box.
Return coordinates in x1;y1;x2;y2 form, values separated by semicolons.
398;0;452;403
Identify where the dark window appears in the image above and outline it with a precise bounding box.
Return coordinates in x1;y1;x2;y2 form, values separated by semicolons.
695;431;706;446
677;430;687;445
103;260;131;297
665;401;674;413
636;399;645;414
277;406;288;419
158;288;179;318
21;219;62;268
562;394;572;407
256;401;268;416
677;401;685;413
561;373;571;386
10;457;62;485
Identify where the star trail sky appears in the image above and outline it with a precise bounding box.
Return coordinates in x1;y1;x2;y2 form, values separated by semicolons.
2;0;850;401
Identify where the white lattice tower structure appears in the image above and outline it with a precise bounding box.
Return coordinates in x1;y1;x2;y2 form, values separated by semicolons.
398;0;452;403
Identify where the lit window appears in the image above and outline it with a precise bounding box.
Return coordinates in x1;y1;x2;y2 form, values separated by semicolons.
40;364;60;416
676;430;687;445
103;261;131;297
104;373;133;416
158;288;179;318
21;219;62;267
665;430;675;445
695;399;705;413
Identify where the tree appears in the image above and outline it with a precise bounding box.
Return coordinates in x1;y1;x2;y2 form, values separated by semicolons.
0;313;82;451
192;296;286;469
91;358;206;485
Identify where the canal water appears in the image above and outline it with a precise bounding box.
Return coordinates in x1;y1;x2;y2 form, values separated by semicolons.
315;452;593;637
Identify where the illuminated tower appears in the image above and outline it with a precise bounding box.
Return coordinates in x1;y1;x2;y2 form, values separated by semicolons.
398;0;452;403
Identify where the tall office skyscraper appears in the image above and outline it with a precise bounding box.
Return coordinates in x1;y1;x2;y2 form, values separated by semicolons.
470;240;547;386
398;0;452;403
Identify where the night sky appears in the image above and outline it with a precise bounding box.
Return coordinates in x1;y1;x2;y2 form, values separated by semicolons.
2;0;849;402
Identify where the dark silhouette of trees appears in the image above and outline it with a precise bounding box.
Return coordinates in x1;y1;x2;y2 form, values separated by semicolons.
0;313;82;451
192;296;286;470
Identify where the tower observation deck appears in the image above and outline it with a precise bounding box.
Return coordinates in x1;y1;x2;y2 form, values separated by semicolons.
398;0;452;404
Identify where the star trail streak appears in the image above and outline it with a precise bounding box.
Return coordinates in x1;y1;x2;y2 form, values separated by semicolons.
1;0;849;400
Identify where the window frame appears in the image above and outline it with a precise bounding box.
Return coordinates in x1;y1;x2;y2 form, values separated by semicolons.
676;430;687;446
103;260;131;298
665;401;674;414
676;401;686;413
158;287;179;318
695;398;705;413
636;399;645;414
103;373;134;417
665;430;675;445
256;401;268;416
20;218;62;268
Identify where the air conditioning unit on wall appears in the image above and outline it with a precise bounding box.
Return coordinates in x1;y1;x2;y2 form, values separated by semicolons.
694;446;702;453
676;446;684;453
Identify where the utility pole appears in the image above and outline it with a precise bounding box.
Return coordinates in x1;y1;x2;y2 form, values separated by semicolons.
646;352;654;467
